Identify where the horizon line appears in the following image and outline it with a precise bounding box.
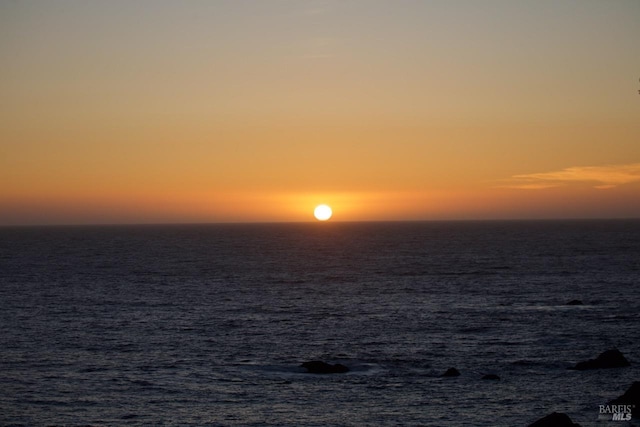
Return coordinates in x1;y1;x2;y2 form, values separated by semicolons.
1;216;639;229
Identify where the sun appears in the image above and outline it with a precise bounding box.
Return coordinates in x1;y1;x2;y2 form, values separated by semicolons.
314;204;333;221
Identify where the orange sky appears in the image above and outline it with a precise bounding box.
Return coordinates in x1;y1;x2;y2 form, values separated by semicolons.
1;1;639;225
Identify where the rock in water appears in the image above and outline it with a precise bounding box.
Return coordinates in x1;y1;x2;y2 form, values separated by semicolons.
482;374;500;380
300;361;349;374
609;382;640;418
570;349;630;370
527;412;581;427
566;299;583;306
441;367;460;377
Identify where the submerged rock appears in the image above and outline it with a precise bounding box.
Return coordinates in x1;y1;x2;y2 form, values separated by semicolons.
566;299;583;306
527;412;581;427
609;382;640;418
481;374;500;380
570;349;630;370
300;361;349;374
441;367;460;377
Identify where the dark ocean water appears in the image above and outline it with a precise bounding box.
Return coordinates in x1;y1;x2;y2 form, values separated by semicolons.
1;220;639;426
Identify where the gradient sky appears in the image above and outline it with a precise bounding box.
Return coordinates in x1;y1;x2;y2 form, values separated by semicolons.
1;0;639;224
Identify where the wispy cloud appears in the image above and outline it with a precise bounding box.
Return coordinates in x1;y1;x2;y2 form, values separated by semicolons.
298;37;336;59
500;163;640;190
300;53;334;59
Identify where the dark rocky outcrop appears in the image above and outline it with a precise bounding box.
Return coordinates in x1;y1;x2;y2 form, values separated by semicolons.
441;367;460;377
527;412;581;427
566;299;583;306
300;361;349;374
609;382;640;418
481;374;500;380
570;349;630;370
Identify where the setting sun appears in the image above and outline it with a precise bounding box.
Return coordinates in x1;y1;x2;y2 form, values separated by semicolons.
314;204;333;221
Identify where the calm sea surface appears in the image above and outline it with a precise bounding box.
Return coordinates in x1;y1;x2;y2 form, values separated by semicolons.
1;220;639;426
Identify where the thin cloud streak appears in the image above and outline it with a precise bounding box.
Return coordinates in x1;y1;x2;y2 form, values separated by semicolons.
500;163;640;190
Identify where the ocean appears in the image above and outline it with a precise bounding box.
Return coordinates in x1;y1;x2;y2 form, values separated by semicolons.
1;220;639;426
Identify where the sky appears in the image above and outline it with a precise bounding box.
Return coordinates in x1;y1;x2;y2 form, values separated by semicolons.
1;0;639;225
